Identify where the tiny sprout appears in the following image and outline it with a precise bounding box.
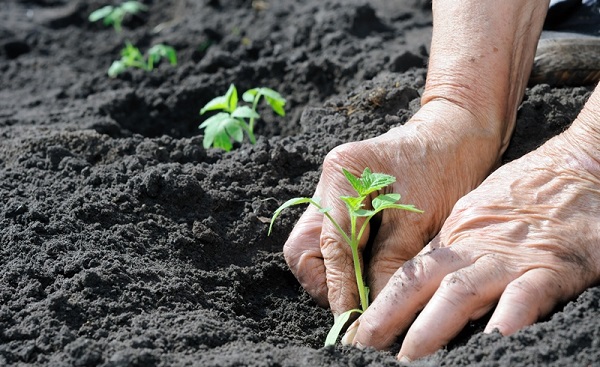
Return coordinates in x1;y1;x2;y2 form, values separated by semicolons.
89;1;148;33
108;42;177;77
269;168;423;346
199;84;286;151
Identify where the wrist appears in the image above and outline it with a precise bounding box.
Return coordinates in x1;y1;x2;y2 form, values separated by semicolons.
562;90;600;176
424;0;549;154
401;99;503;185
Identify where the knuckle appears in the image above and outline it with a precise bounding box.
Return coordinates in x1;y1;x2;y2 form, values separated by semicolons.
320;234;350;259
323;142;370;176
439;271;479;303
387;256;428;293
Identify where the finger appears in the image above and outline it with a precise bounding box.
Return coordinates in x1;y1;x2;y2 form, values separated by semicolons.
319;163;370;316
484;268;566;335
283;203;328;307
348;245;467;349
367;214;428;300
398;254;512;361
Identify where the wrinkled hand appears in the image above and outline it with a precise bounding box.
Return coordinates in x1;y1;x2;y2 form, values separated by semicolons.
343;121;600;361
283;100;503;316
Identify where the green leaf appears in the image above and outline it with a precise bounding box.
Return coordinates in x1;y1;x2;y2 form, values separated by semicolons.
231;106;260;120
372;193;401;211
268;197;320;235
107;60;126;77
265;96;286;116
148;44;177;66
89;6;114;22
121;1;148;13
226;120;244;143
324;309;363;347
200;96;229;114
212;132;233;151
354;208;376;217
342;169;366;196
242;88;258;103
371;193;424;213
360;168;396;196
258;87;285;102
225;84;238;113
199;112;243;151
340;195;365;212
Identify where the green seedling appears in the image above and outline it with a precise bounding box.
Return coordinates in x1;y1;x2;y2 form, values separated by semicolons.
199;84;286;151
89;1;148;33
269;167;423;346
108;42;177;77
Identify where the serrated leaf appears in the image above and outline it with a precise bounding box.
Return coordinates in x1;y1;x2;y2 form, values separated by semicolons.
324;309;363;347
340;195;364;212
360;168;396;195
342;168;365;196
354;208;376;217
268;197;319;235
89;6;114;22
377;203;424;213
372;193;400;211
231;106;260;119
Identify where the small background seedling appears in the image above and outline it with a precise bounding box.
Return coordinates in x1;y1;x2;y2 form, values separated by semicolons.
199;84;286;151
269;168;423;346
108;42;177;77
89;1;148;33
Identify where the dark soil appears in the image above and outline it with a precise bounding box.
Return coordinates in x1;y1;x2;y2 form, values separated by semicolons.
1;1;599;366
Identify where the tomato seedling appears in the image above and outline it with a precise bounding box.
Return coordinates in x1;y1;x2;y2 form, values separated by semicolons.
269;167;423;346
108;42;177;77
199;84;286;151
89;1;148;33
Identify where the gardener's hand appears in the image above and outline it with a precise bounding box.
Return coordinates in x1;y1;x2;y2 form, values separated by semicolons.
343;95;600;360
283;99;504;315
282;0;548;317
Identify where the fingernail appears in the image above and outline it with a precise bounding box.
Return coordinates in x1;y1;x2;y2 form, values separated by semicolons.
398;354;412;363
341;320;359;346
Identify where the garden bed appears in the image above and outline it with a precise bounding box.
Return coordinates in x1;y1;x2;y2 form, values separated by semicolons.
1;0;599;365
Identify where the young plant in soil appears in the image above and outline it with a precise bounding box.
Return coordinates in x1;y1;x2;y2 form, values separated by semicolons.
199;84;286;151
108;42;177;77
89;1;148;33
269;167;423;346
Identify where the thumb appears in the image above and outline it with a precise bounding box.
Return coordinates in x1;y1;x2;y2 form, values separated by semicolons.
319;167;370;317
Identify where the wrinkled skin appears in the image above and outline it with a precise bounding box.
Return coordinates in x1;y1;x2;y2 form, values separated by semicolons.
282;0;600;361
283;99;502;315
345;111;600;360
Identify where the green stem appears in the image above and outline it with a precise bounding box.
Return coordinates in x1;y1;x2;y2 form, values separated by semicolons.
352;239;369;311
351;214;368;311
248;93;261;134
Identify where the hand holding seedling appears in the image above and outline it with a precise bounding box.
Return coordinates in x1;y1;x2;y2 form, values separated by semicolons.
270;168;422;345
277;98;506;352
199;84;286;151
89;1;147;33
